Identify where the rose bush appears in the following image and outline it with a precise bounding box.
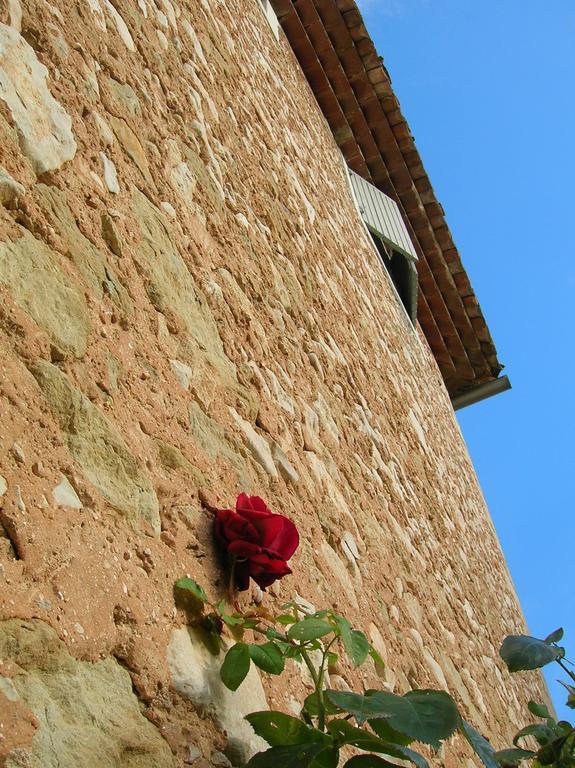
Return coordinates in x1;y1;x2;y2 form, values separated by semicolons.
214;493;299;590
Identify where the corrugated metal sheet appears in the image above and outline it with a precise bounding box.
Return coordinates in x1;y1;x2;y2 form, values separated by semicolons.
349;170;418;261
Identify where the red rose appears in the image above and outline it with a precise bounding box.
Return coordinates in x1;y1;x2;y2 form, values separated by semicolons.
214;493;299;590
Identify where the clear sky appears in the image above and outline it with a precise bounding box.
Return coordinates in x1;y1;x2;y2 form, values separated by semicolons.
356;0;575;725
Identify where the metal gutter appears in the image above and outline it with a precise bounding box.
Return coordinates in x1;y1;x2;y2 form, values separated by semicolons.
451;376;512;411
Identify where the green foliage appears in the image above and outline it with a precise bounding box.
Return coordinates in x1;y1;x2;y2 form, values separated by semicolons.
558;682;575;710
246;711;330;747
343;757;400;767
460;719;499;768
220;643;251;690
545;629;565;645
500;634;565;672
326;689;459;747
242;743;334;768
248;642;285;675
494;748;538;765
529;701;553;719
287;617;334;642
173;577;209;603
174;577;575;768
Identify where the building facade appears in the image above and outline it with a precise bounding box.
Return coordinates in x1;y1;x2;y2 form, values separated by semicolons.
0;0;545;765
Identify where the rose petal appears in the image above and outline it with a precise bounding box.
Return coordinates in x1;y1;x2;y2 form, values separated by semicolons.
250;514;285;549
248;552;292;589
215;508;260;546
235;493;272;520
227;539;262;558
264;517;299;560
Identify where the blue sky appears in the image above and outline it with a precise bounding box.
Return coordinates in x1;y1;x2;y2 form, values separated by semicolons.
356;0;575;725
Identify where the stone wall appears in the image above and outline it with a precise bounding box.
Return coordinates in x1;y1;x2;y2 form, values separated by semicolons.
0;0;545;766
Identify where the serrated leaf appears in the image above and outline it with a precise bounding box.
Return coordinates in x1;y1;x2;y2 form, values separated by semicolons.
326;689;459;747
325;691;392;724
221;613;244;626
243;744;331;768
303;691;342;718
369;718;413;746
500;635;565;672
276;614;298;625
332;616;370;667
528;701;553;719
328;719;388;750
460;720;498;768
327;651;338;668
326;720;428;767
558;681;575;710
246;711;329;747
349;631;370;668
544;628;564;645
249;643;285;675
344;757;399;768
220;643;250;691
174;577;209;603
513;724;555;748
287;617;334;642
493;747;536;765
369;646;386;670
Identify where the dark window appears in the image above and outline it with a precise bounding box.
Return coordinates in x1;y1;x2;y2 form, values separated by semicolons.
368;228;418;325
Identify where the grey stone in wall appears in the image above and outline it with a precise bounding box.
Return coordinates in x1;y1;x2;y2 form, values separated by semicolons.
29;360;160;534
1;619;176;768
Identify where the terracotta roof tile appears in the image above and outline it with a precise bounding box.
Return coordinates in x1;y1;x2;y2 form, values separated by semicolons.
271;0;504;397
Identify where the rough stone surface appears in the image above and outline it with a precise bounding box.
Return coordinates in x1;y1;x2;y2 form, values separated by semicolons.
0;24;76;173
52;474;82;509
0;232;91;358
30;360;160;533
0;166;25;206
0;0;549;766
167;628;268;764
0;619;176;767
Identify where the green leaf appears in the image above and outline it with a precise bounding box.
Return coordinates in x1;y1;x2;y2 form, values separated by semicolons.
500;635;565;672
220;643;250;691
558;681;575;710
460;720;498;768
528;701;553;719
221;613;244;626
328;719;390;750
332;615;370;668
327;651;339;668
327;689;459;748
276;614;298;625
544;628;564;644
369;718;413;746
349;631;370;668
369;646;386;670
326;720;428;768
513;724;555;748
325;691;392;724
249;643;285;675
287;617;334;642
246;711;329;747
243;744;332;768
174;577;209;603
303;692;342;718
344;757;398;767
493;748;537;765
311;749;340;768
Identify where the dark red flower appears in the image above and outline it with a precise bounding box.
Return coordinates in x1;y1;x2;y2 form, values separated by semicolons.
214;494;299;590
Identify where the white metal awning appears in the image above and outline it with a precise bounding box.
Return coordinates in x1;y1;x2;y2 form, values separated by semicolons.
349;170;418;262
